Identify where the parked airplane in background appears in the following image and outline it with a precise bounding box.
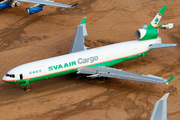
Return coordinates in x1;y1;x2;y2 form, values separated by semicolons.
151;93;169;120
0;0;78;15
2;6;176;91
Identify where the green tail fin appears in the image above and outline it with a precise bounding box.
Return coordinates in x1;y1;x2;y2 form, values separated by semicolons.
147;6;167;29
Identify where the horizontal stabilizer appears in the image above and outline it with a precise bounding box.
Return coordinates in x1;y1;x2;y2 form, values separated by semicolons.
150;93;170;120
149;43;177;49
162;23;173;29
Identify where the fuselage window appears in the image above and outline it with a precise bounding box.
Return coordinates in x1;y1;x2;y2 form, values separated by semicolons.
6;74;10;76
11;74;15;78
6;74;15;78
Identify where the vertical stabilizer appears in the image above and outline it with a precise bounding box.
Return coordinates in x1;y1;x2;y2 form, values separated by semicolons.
136;6;169;40
147;6;167;29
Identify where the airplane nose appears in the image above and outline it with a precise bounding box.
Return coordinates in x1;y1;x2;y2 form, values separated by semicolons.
2;75;16;84
2;75;7;82
3;72;18;84
2;75;11;83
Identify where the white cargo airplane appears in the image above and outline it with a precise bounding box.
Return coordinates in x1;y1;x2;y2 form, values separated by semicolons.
2;6;176;91
0;0;78;15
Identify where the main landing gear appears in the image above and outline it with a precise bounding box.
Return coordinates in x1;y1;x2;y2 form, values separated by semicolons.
100;77;110;81
11;1;20;8
24;86;30;91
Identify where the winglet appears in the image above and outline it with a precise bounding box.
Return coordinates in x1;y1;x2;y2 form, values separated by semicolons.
80;16;87;25
80;17;88;37
70;3;78;7
166;75;175;83
147;6;167;29
69;17;88;53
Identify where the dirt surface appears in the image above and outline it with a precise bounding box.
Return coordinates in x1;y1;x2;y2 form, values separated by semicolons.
0;0;180;120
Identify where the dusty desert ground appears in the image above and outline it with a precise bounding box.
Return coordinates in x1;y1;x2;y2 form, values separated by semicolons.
0;0;180;120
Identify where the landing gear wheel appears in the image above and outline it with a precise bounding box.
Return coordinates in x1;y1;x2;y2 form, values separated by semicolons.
11;3;15;7
24;86;30;91
16;2;20;6
100;77;110;81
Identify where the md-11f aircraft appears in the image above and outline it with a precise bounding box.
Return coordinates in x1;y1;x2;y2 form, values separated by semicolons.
2;6;176;91
0;0;78;15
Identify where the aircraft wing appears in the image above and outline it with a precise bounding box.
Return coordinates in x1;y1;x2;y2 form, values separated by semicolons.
17;0;78;8
69;17;88;53
77;67;174;84
150;93;170;120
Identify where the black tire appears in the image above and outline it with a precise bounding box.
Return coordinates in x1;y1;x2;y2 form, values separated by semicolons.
24;86;28;91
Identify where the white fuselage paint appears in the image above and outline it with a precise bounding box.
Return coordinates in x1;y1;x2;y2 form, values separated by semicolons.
2;38;162;81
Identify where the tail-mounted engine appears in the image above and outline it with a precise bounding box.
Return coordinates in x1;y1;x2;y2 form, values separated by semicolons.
135;6;173;41
136;28;159;40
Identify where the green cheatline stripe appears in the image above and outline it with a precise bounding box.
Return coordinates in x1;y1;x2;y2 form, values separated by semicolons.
3;50;150;86
80;17;87;25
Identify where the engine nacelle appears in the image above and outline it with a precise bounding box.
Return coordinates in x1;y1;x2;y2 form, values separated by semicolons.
26;6;43;15
0;2;10;10
136;28;159;41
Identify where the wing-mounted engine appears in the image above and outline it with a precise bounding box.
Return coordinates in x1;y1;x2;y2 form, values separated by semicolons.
135;6;173;41
0;0;21;10
0;1;10;10
26;4;43;15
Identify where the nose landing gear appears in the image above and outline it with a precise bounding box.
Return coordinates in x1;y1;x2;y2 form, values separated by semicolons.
24;86;30;91
100;77;110;81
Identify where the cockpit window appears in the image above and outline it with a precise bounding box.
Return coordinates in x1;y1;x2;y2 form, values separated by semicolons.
6;74;15;78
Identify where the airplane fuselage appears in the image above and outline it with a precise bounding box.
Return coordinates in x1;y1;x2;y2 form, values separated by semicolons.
2;38;161;86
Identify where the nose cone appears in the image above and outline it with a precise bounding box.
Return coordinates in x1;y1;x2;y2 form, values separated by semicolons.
2;73;18;84
2;75;10;83
2;75;7;80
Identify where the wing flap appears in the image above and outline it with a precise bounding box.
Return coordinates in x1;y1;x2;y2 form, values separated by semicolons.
18;0;77;8
77;67;172;84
